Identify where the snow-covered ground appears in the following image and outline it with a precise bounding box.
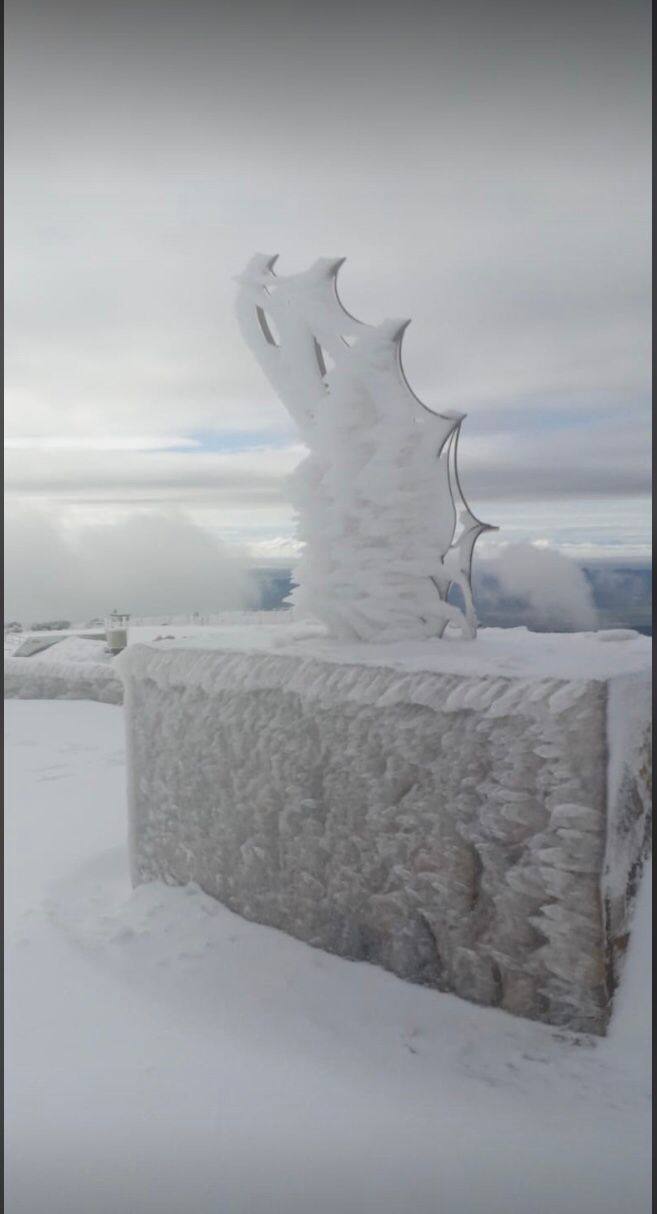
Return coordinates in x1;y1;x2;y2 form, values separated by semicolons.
4;699;651;1214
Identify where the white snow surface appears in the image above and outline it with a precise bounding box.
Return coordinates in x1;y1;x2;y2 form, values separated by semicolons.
27;636;111;663
5;699;651;1214
4;653;122;704
6;621;649;713
4;630;27;656
125;619;651;680
4;633;120;703
5;617;650;685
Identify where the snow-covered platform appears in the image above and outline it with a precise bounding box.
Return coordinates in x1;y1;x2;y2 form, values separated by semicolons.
118;626;651;1034
4;636;122;704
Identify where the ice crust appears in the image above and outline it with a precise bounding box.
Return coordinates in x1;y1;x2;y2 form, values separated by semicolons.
235;256;494;640
119;638;651;1034
4;655;122;704
25;636;111;664
603;673;652;993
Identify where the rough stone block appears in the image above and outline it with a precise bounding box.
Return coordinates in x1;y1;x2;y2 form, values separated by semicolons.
118;634;651;1033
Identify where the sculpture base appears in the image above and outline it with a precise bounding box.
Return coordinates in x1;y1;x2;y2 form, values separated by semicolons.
118;629;651;1034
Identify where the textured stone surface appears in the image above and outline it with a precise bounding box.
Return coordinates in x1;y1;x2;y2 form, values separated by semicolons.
119;644;651;1034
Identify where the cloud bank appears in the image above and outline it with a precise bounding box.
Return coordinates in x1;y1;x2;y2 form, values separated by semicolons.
4;506;256;623
475;544;598;631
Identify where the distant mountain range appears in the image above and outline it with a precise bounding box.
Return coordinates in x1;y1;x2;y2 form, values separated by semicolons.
251;562;652;635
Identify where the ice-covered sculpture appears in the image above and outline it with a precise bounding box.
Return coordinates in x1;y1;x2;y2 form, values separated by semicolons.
236;255;496;640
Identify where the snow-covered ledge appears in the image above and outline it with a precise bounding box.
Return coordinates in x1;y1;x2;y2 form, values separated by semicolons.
117;627;651;1035
4;655;122;704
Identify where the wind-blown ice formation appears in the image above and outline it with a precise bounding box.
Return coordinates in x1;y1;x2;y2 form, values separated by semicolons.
236;255;496;640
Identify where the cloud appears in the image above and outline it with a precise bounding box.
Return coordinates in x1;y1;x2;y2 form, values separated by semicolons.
5;509;636;633
246;535;304;565
458;416;651;500
3;0;650;578
5;418;649;512
3;445;302;505
475;543;598;631
4;435;201;451
4;505;257;623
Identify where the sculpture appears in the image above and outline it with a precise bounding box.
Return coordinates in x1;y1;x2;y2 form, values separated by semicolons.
236;255;496;640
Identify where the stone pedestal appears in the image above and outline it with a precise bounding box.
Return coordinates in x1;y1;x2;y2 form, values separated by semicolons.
118;632;651;1034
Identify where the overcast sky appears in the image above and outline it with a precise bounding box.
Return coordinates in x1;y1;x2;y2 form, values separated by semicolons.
4;0;652;617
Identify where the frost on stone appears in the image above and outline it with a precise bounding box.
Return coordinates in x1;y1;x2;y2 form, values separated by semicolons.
118;644;652;1035
236;255;496;641
602;674;652;1000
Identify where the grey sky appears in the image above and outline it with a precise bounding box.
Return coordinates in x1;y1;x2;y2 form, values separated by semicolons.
4;0;652;616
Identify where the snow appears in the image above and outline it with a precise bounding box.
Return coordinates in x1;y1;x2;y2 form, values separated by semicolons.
602;672;653;999
27;636;111;663
236;255;494;640
4;653;122;704
5;620;649;716
4;699;651;1213
4;630;29;656
6;618;651;689
12;636;66;657
127;620;652;681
